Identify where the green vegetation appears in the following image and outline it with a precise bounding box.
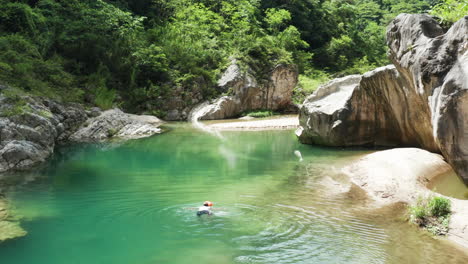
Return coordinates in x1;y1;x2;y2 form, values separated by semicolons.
107;128;118;138
408;195;451;235
430;0;468;25
293;70;330;104
0;95;31;117
243;110;275;118
0;0;454;113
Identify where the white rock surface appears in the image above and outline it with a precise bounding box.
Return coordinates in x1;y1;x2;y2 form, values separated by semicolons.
342;148;468;249
190;64;298;120
70;109;163;142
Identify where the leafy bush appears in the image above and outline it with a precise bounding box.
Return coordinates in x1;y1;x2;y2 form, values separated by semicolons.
428;196;451;217
94;86;117;110
293;70;330;104
430;0;468;24
410;203;428;220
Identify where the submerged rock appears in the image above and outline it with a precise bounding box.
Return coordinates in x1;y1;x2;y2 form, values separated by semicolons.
0;221;26;242
70;109;163;142
0;199;27;242
189;63;298;120
297;14;468;184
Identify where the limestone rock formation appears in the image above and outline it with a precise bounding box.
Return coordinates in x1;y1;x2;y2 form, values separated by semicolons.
0;95;88;173
0;93;163;173
297;14;468;184
189;63;298;120
388;14;468;184
70;108;163;142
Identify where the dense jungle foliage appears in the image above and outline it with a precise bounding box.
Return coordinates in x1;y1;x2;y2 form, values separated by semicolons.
0;0;463;111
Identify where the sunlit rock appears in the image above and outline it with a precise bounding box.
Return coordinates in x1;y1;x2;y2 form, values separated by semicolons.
70;109;163;142
298;15;468;184
189;62;298;120
342;148;468;248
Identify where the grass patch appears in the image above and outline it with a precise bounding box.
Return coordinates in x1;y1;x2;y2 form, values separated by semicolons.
408;195;451;236
37;109;53;118
0;94;31;117
242;110;275;118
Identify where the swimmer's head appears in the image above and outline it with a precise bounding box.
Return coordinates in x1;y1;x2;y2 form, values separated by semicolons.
204;201;213;206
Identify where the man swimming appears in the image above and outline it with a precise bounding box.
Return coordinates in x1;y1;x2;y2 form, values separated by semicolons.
197;201;213;216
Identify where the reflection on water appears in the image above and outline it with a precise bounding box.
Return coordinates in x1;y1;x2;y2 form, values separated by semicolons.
0;124;467;264
429;170;468;200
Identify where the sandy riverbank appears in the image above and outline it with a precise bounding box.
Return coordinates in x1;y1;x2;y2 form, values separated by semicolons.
206;115;299;131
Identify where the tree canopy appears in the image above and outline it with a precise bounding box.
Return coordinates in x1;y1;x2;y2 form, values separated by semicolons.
0;0;451;111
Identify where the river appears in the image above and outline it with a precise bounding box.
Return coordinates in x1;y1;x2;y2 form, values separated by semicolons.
1;123;467;263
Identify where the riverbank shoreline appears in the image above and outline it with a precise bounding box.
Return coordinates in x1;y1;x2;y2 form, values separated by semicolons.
205;115;299;131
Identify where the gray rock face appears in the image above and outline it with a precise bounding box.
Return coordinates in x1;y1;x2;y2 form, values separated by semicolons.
297;14;468;184
70;109;163;142
189;63;298;120
297;65;426;148
0;96;88;172
388;14;468;184
0;95;164;172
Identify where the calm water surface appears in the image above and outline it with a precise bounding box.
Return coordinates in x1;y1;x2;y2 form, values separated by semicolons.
430;170;468;200
1;123;468;264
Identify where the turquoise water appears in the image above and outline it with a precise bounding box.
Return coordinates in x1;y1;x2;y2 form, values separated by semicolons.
1;123;468;264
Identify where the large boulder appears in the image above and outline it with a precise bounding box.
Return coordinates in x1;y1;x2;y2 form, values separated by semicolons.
297;14;468;184
189;63;298;120
296;65;438;149
70;108;163;142
387;14;468;184
0;95;88;172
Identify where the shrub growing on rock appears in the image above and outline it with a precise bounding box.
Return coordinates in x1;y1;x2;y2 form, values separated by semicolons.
428;196;451;217
408;195;451;236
